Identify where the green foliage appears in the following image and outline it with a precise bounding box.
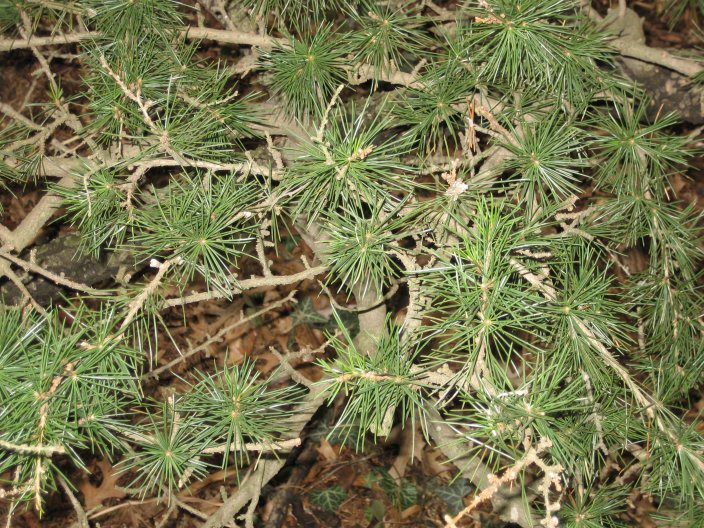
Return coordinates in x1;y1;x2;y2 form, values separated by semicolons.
320;316;426;450
308;484;347;511
85;0;186;39
1;0;704;523
133;172;260;295
120;359;303;497
432;478;472;515
376;469;418;510
347;2;430;78
0;306;139;512
420;199;550;378
365;498;386;521
559;484;628;527
0;119;41;183
180;359;304;469
82;35;260;155
53;167;132;256
325;199;408;298
0;0;21;33
501;114;588;211
0;0;84;34
232;0;351;26
291;297;329;328
393;65;476;155
588;99;691;197
546;244;631;384
460;0;613;103
365;468;419;510
645;416;704;506
260;25;347;121
284;99;414;222
450;365;601;473
119;398;211;500
657;0;704;28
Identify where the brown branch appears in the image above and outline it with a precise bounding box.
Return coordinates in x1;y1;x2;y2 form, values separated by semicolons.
349;64;421;88
202;438;301;455
145;291;298;380
443;437;556;528
611;38;703;77
0;31;95;52
120;258;177;331
30;362;74;512
184;27;283;49
0;102;42;130
0;248;107;296
0;260;47;315
57;474;89;528
0;172;73;253
579;2;703;78
0;439;65;457
0;27;281;53
159;266;327;308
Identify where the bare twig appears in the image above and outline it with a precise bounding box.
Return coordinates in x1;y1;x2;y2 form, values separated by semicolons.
30;362;74;512
120;258;179;331
0;439;65;457
184;26;283;49
144;291;298;380
611;38;703;77
0;30;95;52
57;474;89;528
0;260;47;315
0;102;42;130
202;438;301;455
0;172;74;254
443;437;557;528
159;266;326;308
0;249;107;296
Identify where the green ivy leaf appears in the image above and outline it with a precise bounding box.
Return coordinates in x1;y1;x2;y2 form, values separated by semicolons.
309;485;347;512
365;499;386;522
433;478;471;516
375;469;418;510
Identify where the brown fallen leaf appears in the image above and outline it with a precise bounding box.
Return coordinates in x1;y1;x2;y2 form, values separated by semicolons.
316;437;339;462
390;424;426;482
79;458;127;510
423;446;453;478
401;504;421;519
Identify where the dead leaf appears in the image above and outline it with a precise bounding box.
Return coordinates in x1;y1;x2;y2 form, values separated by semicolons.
423;447;452;478
401;504;421;519
316;438;338;462
79;458;127;510
389;425;426;481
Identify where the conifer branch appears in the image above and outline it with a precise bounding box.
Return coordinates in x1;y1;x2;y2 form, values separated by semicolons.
120;257;178;331
57;474;89;528
2;0;703;523
0;31;95;52
0;440;65;457
443;437;556;528
158;265;327;308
